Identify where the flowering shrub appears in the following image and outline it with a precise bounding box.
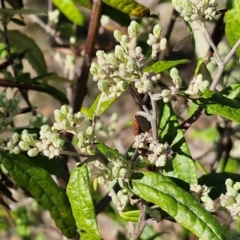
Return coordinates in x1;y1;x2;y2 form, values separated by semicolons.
0;0;240;239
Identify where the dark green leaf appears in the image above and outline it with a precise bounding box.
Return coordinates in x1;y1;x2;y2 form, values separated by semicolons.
15;72;31;83
75;0;131;26
198;172;240;199
33;72;73;84
52;0;85;26
0;8;46;16
144;60;190;74
28;154;69;179
158;101;197;184
192;89;240;124
7;30;47;75
31;82;69;104
225;0;240;57
220;84;240;100
87;93;118;120
67;165;101;240
129;171;226;240
1;153;76;238
194;58;212;82
10;18;26;26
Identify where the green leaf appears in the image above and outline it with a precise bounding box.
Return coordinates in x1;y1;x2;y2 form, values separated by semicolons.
33;72;73;84
6;30;47;75
220;84;240;100
198;172;240;199
87;93;118;120
10;18;26;26
144;59;190;74
28;154;69;179
102;0;149;17
67;165;101;240
129;171;226;240
159;101;197;184
52;0;85;26
1;153;77;238
0;8;46;16
120;210;140;222
31;82;69;104
226;0;240;57
75;0;131;26
192;89;240;124
194;58;212;82
97;141;119;158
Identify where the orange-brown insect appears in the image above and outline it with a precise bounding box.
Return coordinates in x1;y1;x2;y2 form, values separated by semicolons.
133;115;151;136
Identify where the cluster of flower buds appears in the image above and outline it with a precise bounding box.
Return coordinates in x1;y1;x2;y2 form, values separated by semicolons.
191;179;240;220
190;183;216;212
29;113;49;127
172;0;218;22
90;21;167;97
53;105;85;134
133;132;172;167
17;127;64;159
77;126;97;154
6;132;21;154
110;188;129;212
219;179;240;220
185;74;209;95
151;68;182;103
148;141;172;167
0;92;20;130
147;24;167;59
6;105;97;158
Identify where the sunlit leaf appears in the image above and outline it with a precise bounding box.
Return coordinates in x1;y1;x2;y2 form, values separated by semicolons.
226;0;240;57
144;59;190;74
130;171;226;240
67;165;101;240
52;0;84;26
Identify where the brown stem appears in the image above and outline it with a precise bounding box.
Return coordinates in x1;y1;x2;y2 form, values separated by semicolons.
72;0;102;114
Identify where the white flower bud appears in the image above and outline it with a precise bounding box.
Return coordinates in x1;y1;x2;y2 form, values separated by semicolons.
153;24;162;38
113;30;122;42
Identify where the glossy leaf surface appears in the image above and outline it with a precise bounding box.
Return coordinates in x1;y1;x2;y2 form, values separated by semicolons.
67;165;101;240
129;171;226;240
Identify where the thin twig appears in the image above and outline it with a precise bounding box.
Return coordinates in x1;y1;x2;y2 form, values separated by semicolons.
28;15;63;45
181;27;240;132
148;92;158;141
199;22;222;63
131;203;146;240
210;38;240;90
